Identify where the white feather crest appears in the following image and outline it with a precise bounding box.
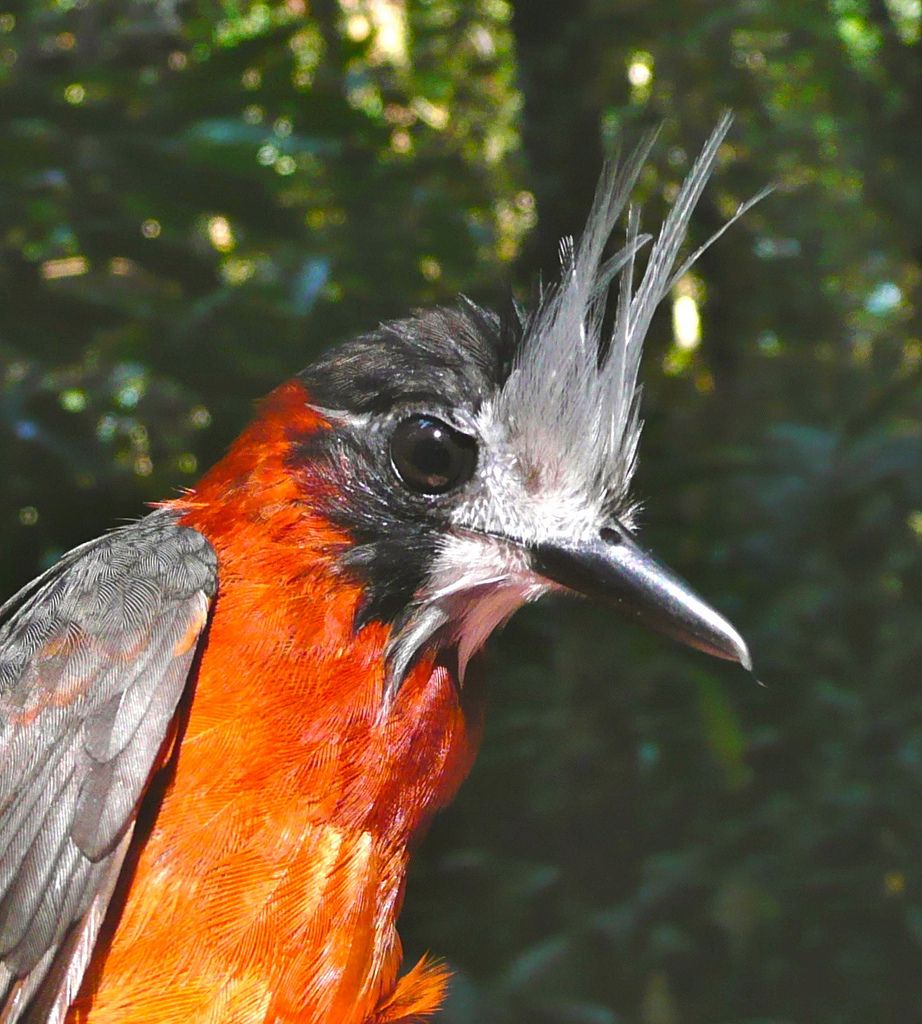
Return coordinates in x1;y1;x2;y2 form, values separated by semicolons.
497;112;766;511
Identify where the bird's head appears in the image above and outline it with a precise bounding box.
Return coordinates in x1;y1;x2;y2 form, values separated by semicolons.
288;117;757;700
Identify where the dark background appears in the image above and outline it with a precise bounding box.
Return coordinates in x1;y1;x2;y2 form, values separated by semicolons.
1;2;921;1022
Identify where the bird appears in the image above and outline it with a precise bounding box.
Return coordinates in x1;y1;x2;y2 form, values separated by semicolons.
0;114;758;1024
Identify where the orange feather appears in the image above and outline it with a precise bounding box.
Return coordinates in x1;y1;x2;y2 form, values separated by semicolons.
70;382;483;1023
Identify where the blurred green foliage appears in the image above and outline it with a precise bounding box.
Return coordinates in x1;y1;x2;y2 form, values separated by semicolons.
1;1;921;1022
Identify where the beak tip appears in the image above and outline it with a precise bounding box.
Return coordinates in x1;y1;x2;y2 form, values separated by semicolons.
722;625;753;674
737;643;754;674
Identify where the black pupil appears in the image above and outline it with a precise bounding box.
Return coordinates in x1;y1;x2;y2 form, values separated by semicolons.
390;416;477;494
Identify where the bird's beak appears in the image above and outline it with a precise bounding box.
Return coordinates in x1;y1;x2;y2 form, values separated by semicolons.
530;521;752;670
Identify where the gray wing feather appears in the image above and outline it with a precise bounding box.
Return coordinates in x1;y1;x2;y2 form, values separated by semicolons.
0;509;217;1021
33;830;134;1024
1;829;133;1024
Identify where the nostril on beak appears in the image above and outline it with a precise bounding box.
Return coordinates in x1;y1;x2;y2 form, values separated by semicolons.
599;525;627;546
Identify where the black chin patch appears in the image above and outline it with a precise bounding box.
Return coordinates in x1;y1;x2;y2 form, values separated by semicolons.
287;422;440;629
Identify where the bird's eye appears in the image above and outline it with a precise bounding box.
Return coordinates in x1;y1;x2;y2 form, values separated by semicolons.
390;415;477;495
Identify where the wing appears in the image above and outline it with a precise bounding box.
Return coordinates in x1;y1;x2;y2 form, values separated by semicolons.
0;509;217;1023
